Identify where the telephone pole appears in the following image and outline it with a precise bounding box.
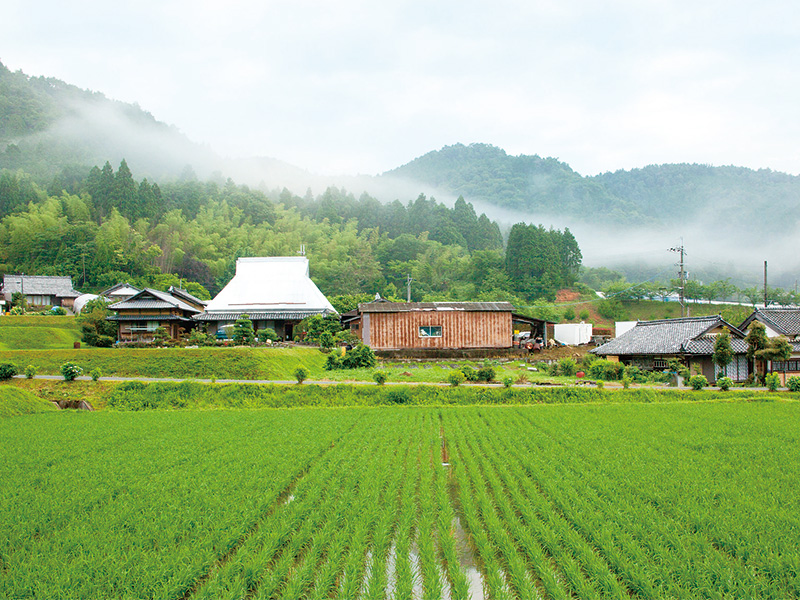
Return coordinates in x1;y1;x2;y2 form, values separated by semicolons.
406;274;413;303
669;241;686;317
764;260;768;307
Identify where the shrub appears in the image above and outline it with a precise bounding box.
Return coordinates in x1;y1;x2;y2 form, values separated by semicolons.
324;352;342;371
52;306;68;316
596;380;604;389
623;364;647;383
476;366;495;382
232;314;255;345
0;363;18;381
373;371;388;385
765;372;781;392
558;357;577;377
153;327;170;347
502;376;514;388
448;371;465;387
90;368;102;382
563;307;576;321
460;365;478;382
588;359;623;381
622;377;632;389
60;362;83;382
293;366;309;384
786;376;800;392
341;344;377;369
386;389;411;404
689;374;708;390
10;306;25;315
717;376;733;391
95;335;115;348
579;309;590;320
257;327;279;343
24;365;37;379
319;331;335;350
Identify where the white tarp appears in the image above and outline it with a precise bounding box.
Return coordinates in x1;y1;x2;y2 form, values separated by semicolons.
554;322;593;345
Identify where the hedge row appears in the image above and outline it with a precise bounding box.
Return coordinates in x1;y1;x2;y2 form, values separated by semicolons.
104;381;788;411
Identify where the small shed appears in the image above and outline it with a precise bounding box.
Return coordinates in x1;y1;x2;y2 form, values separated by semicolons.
2;275;80;309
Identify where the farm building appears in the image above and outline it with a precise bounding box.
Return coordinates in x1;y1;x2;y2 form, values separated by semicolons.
739;308;800;384
195;257;337;340
2;275;81;310
342;300;547;355
592;315;749;382
107;287;206;342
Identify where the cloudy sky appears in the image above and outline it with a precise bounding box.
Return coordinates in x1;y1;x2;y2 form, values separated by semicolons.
3;0;798;176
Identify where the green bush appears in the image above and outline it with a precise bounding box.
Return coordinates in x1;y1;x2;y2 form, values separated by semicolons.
448;371;465;387
95;335;115;348
786;376;800;392
373;371;388;385
386;389;411;404
60;362;83;381
293;367;309;384
341;344;376;370
257;327;279;343
24;365;37;379
0;363;18;381
90;368;102;382
765;372;781;392
558;357;577;377
689;374;708;390
232;314;255;345
502;376;514;388
52;306;68;316
324;352;342;371
717;376;734;391
319;331;335;350
622;377;632;389
476;366;495;382
588;359;623;381
460;365;478;381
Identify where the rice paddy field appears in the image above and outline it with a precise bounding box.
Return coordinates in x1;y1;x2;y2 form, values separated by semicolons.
3;401;800;599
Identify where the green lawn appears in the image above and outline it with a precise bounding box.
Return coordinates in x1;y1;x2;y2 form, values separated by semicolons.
0;316;82;350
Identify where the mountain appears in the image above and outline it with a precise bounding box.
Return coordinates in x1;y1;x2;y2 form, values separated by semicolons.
384;143;800;236
0;61;220;180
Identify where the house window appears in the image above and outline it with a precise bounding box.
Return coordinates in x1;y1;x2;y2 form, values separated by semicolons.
774;360;800;372
129;321;160;332
419;326;442;338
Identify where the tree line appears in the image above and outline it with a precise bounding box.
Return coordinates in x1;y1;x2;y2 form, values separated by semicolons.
0;161;582;306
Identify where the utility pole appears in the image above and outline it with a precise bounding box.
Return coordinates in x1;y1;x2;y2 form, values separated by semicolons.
669;241;686;317
406;274;413;303
764;260;768;307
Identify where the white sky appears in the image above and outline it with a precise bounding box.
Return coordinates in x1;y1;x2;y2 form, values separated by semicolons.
3;0;799;176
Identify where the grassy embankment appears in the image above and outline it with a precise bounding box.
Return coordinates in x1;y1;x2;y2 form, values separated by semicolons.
0;386;58;416
4;379;787;411
0;315;82;350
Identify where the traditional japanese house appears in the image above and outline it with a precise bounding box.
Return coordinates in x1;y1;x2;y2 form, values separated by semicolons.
195;257;337;340
591;315;749;382
739;308;800;384
2;275;81;310
107;287;205;342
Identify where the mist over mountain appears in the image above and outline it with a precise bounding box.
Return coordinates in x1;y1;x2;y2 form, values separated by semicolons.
2;61;799;288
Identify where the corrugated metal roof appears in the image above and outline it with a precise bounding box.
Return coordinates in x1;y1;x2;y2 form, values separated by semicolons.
592;316;747;356
359;301;514;313
3;275;80;297
195;310;335;321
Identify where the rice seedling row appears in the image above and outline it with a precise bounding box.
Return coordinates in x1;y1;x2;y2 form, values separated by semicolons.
3;403;800;599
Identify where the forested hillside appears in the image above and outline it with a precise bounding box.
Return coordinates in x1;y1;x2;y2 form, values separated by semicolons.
387;143;800;235
0;163;579;305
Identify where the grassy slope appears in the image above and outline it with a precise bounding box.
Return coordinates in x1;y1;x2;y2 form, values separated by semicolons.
0;385;58;416
0;316;82;350
0;347;329;380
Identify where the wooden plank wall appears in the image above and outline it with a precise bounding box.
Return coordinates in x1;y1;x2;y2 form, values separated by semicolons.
368;311;512;350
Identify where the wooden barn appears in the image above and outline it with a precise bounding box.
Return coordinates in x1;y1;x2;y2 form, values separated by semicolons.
343;301;542;353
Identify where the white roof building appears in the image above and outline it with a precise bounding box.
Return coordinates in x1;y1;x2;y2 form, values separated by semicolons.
195;257;336;338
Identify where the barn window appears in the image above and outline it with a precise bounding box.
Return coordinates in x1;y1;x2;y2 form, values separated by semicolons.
419;326;442;338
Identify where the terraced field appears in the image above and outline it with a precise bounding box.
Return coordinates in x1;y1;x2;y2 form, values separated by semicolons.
2;402;799;599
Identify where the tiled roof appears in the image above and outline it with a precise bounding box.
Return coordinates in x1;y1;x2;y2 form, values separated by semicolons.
168;286;207;307
195;310;335;321
108;288;202;314
359;301;514;313
743;309;800;336
3;275;80;297
592;316;746;357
